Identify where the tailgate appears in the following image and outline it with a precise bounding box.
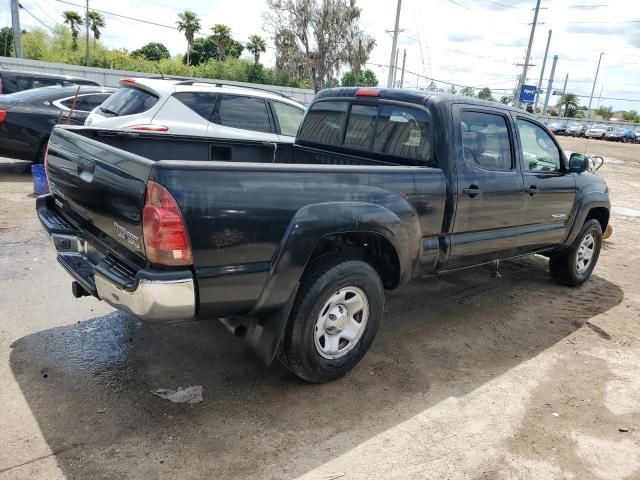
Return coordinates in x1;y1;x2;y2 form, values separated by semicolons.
46;126;154;260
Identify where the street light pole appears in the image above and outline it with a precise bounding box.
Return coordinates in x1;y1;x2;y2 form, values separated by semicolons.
534;29;552;112
400;49;407;88
542;54;558;115
85;0;90;66
516;0;542;108
387;0;402;88
10;0;23;58
587;52;604;118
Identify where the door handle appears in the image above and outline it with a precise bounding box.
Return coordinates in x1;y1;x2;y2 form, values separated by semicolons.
526;185;539;196
462;185;481;198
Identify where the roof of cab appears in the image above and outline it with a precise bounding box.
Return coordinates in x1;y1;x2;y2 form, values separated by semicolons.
314;87;525;114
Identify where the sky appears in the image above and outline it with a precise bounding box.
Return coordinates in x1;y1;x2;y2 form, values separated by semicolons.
2;0;639;111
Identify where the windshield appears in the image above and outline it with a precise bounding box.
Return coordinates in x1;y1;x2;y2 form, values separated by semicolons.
98;87;159;117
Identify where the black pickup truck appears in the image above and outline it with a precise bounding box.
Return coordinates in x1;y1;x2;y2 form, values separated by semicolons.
38;87;610;382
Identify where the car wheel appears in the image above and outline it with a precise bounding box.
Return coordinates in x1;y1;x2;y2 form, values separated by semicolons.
549;219;602;286
281;258;384;383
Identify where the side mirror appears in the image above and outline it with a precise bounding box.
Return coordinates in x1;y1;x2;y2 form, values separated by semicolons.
569;153;589;173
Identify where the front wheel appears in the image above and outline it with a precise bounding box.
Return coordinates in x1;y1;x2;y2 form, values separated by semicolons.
549;219;602;286
281;259;384;383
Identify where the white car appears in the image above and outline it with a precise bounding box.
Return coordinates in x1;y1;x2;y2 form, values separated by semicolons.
584;124;612;139
84;78;306;143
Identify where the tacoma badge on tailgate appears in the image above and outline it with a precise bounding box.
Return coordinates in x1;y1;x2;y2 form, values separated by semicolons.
114;222;141;249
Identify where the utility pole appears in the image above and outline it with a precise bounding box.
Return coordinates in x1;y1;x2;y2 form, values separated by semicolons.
10;0;23;58
559;73;568;116
387;0;402;88
392;48;399;87
85;0;90;66
542;54;557;115
587;52;604;118
400;49;407;88
534;29;552;112
516;0;542;108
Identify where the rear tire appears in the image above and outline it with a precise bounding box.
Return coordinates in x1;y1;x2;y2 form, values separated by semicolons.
281;258;384;383
549;219;602;286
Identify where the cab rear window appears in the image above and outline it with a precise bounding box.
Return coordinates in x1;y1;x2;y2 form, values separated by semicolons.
298;100;434;166
98;87;158;117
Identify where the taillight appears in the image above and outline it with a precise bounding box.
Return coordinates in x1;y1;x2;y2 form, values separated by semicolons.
128;124;169;132
142;180;192;266
0;109;6;123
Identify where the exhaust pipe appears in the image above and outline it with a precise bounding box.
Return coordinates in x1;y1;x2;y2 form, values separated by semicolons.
219;317;248;338
71;281;90;298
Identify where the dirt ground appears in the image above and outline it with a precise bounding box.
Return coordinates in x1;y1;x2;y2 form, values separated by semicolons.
0;137;639;479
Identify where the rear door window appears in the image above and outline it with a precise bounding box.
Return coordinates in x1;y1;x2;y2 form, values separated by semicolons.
173;92;217;120
460;111;513;171
77;94;111;112
271;101;304;137
298;101;349;147
98;87;158;117
215;94;272;133
374;105;433;165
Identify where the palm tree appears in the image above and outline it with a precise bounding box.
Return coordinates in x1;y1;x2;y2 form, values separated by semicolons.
246;34;266;65
177;10;201;66
595;105;613;121
211;24;232;61
87;11;105;46
557;93;579;117
63;11;84;50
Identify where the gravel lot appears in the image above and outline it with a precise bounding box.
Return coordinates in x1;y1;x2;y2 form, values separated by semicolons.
1;138;639;479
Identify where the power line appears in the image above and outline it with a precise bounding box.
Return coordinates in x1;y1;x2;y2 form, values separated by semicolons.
29;0;60;25
481;0;522;9
18;3;55;32
568;19;640;23
56;0;179;30
447;0;473;12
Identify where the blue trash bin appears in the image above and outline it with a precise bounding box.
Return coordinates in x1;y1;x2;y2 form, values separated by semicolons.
32;164;49;195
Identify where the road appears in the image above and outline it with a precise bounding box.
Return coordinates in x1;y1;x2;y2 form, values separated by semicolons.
0;140;639;479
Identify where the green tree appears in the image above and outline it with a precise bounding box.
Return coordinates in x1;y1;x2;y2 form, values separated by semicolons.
132;42;171;61
87;10;105;46
557;93;579;117
477;87;494;101
177;10;201;66
211;24;232;61
246;34;266;65
499;95;513;105
62;11;84;50
447;85;457;95
340;68;377;87
621;110;637;122
595;105;613;120
1;26;13;56
460;86;475;97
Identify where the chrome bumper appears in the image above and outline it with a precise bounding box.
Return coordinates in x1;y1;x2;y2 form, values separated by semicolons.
50;233;196;322
94;273;195;321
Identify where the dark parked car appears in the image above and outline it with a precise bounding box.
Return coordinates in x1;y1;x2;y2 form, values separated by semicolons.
605;128;627;142
0;85;114;162
548;122;569;135
39;88;610;382
566;123;587;137
0;69;101;95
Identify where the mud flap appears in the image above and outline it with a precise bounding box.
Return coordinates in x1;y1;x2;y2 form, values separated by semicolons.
244;283;299;366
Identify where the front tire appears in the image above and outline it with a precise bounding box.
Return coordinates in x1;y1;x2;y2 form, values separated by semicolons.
549;219;602;286
281;259;384;383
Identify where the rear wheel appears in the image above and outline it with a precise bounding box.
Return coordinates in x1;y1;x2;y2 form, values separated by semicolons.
549;219;602;286
281;258;384;383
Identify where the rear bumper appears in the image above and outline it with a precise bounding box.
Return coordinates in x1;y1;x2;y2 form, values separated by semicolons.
38;195;196;322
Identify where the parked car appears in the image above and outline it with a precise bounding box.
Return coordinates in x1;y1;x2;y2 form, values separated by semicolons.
636;129;640;143
0;69;101;95
39;88;610;382
622;129;637;143
566;123;587;137
0;85;114;162
548;122;569;136
605;128;627;142
584;124;612;139
84;78;307;142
